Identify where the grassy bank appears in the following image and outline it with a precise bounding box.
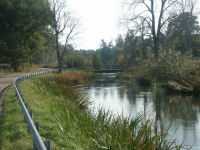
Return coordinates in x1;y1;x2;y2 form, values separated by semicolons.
16;71;181;150
0;88;32;150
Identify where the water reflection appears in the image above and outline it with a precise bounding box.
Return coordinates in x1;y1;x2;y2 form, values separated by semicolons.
82;73;200;149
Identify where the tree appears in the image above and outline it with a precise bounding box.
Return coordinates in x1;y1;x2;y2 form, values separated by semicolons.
0;0;51;70
178;0;197;15
50;0;79;72
126;0;179;58
166;12;200;54
98;40;116;69
92;53;101;69
115;35;124;48
123;31;142;66
27;30;57;65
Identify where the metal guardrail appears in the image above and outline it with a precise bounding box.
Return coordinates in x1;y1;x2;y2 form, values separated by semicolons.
13;70;57;150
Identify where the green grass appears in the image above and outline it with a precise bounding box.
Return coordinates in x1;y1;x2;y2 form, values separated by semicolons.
18;73;182;150
0;87;32;150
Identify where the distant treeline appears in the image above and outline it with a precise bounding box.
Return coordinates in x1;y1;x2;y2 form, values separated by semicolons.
56;11;200;70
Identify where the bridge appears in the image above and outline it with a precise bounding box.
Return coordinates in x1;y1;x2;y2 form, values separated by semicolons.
95;68;122;73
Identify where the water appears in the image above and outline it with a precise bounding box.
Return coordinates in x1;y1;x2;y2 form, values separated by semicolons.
82;73;200;149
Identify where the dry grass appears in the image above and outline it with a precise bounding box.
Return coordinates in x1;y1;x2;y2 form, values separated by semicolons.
54;71;93;85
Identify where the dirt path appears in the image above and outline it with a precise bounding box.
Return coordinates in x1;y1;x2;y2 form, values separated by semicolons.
0;73;22;116
0;68;53;115
0;73;21;91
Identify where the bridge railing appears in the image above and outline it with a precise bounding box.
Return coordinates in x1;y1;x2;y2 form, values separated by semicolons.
94;68;122;73
13;69;57;150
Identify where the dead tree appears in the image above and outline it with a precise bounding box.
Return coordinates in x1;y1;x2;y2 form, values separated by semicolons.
126;0;179;58
179;0;197;15
51;0;78;72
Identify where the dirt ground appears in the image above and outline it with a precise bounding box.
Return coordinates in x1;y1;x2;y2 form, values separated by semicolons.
0;73;22;116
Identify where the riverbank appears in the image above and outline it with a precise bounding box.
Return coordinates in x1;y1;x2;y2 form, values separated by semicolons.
20;71;183;149
120;54;200;95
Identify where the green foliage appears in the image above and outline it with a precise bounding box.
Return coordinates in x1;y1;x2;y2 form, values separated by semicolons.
0;88;32;149
63;50;95;69
192;35;200;57
92;53;101;69
166;12;200;54
0;0;52;70
96;40;118;69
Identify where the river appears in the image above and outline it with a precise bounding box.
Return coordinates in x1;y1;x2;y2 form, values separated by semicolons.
82;73;200;150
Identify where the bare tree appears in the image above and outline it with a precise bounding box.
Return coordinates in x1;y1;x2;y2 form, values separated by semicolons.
126;0;179;58
179;0;198;15
50;0;79;72
175;0;199;53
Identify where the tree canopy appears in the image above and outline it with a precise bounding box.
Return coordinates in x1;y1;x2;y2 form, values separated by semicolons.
0;0;52;70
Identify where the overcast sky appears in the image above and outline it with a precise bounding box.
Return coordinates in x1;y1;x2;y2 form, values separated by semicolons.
68;0;200;50
68;0;124;50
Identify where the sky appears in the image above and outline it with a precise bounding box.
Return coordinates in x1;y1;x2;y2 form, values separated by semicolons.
68;0;124;50
68;0;200;50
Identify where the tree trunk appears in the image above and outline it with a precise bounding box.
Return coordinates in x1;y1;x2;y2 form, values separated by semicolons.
150;0;159;59
153;37;159;59
55;33;62;72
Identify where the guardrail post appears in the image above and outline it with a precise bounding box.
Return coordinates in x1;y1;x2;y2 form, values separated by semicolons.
33;139;38;150
27;109;33;133
15;92;18;98
45;139;52;150
35;121;40;131
33;121;40;150
29;110;33;118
